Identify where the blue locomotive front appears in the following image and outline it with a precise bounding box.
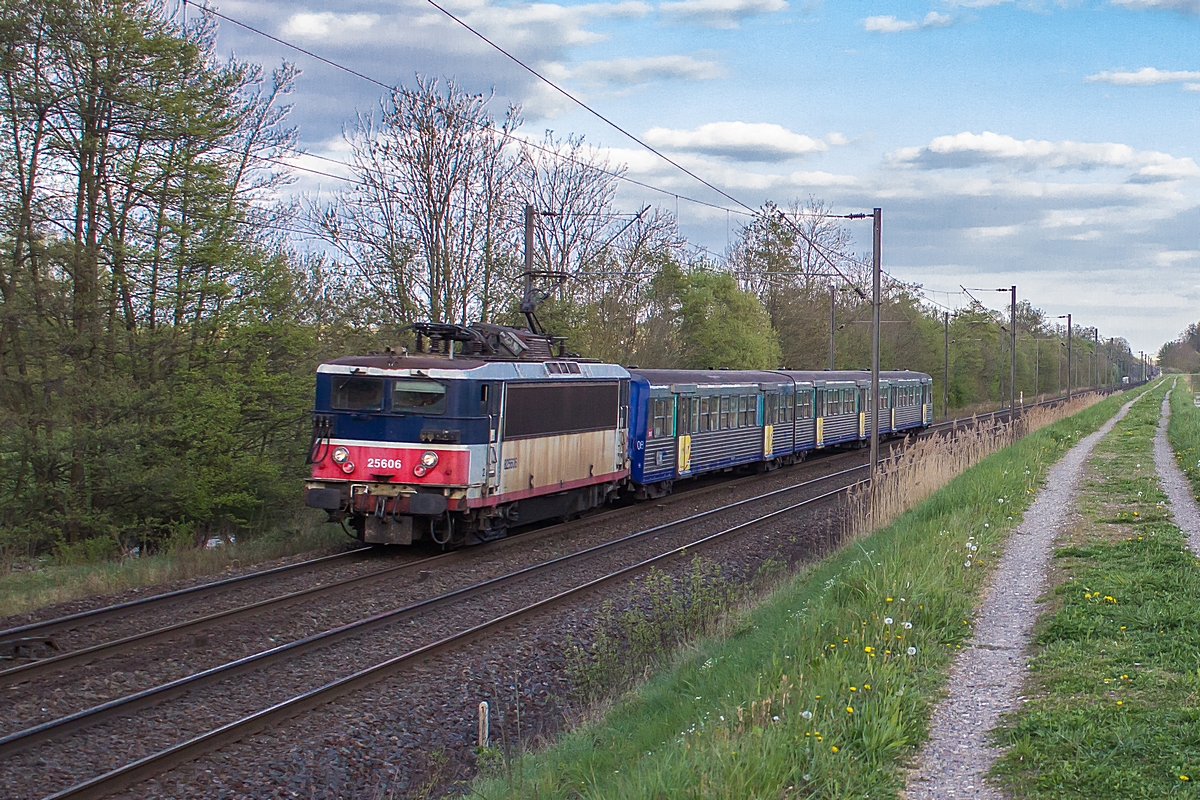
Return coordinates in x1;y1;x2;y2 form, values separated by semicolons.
306;323;631;546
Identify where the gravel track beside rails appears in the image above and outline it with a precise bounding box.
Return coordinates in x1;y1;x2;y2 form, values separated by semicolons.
905;390;1146;799
111;481;857;799
4;468;865;798
1154;384;1200;553
1;451;865;740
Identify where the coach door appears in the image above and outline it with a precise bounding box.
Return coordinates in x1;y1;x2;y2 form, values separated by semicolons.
674;385;697;476
763;392;779;458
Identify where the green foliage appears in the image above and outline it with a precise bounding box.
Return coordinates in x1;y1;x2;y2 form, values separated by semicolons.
1170;377;1200;497
472;387;1142;800
990;381;1200;799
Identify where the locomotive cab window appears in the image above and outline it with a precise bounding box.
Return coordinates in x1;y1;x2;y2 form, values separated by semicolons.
332;376;384;411
392;379;447;415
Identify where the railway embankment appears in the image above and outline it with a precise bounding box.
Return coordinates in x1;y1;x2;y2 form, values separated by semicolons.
471;387;1152;799
986;377;1200;799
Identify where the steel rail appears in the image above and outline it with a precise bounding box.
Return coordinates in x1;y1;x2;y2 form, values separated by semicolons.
40;481;861;800
0;392;1077;681
7;463;866;763
0;547;371;641
0;449;866;684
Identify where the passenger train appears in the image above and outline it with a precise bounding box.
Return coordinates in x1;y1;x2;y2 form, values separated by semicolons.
305;322;933;546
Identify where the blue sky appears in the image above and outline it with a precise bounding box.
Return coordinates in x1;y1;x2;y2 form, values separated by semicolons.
213;0;1200;355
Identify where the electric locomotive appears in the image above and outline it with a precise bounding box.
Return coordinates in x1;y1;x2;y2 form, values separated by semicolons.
305;323;630;546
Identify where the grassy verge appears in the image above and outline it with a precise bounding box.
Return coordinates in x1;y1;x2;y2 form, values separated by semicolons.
1170;375;1200;499
0;516;348;619
472;387;1148;799
989;380;1200;799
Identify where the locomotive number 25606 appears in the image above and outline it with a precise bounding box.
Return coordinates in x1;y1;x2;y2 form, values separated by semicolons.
366;457;403;470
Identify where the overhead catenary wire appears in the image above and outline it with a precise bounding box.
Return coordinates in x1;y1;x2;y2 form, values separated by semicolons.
189;1;869;295
184;1;756;221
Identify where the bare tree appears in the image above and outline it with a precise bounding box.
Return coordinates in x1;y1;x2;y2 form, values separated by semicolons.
310;77;521;325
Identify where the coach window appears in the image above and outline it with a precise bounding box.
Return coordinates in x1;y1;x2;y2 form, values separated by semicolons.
716;395;728;429
677;398;692;436
651;398;670;439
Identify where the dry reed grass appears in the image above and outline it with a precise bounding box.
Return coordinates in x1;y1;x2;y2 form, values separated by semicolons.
846;393;1104;540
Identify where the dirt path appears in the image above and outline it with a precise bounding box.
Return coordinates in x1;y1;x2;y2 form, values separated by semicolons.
1153;382;1200;553
904;391;1148;799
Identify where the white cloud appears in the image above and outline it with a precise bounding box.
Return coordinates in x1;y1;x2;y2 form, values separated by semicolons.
1112;0;1200;13
1155;250;1200;266
1085;67;1200;85
658;0;788;29
967;225;1021;239
863;11;952;32
571;55;723;87
643;121;830;161
282;11;380;39
281;1;650;52
887;131;1200;182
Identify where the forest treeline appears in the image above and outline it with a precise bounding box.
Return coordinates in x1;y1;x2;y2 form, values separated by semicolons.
1159;323;1200;373
0;0;1141;558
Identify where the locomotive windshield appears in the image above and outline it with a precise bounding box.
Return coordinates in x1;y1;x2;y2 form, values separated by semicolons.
392;379;447;415
331;376;384;410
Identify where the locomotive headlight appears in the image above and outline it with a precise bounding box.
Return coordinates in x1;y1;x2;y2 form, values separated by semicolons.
412;465;428;478
420;451;439;468
332;446;350;464
340;461;355;474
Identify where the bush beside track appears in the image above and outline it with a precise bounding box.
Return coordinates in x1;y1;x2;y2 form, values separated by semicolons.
471;386;1149;798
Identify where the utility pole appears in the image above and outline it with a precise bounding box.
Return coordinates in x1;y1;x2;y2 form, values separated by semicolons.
870;208;881;490
1010;285;1017;414
1034;338;1040;400
828;285;836;370
1058;314;1072;400
943;311;950;418
521;204;536;332
1067;314;1072;400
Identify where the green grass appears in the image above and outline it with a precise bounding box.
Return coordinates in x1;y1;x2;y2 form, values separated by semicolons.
0;519;348;619
1169;375;1200;500
989;380;1200;799
472;387;1151;800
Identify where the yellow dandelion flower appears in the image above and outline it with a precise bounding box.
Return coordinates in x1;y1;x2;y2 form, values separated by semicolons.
831;746;839;753
850;687;857;692
1181;775;1190;782
846;706;854;713
1117;701;1123;706
864;684;871;690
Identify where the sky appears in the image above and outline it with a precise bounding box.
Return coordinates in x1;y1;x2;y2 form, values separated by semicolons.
207;0;1200;356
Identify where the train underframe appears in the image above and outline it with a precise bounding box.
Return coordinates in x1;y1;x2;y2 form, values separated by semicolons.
311;479;625;548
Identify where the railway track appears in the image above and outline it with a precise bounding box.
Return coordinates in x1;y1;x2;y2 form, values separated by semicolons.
0;391;1088;694
12;462;866;799
0;388;1073;656
1;389;1111;799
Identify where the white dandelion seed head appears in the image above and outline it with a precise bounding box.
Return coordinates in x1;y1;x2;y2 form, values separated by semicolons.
801;710;813;720
884;617;893;625
984;523;990;528
902;621;913;629
998;498;1004;504
907;646;917;656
